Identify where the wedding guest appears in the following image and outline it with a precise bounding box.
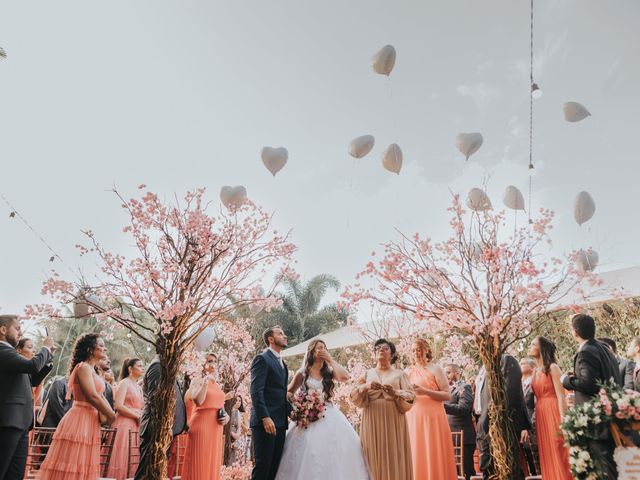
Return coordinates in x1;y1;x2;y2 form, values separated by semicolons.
182;353;229;480
519;357;538;476
475;356;530;480
600;337;635;390
561;314;621;480
135;347;187;480
38;333;116;479
97;358;115;409
405;339;457;479
527;336;572;480
40;375;73;428
351;338;415;480
106;358;145;480
228;396;247;465
444;364;476;480
0;315;53;480
626;337;640;391
17;338;46;413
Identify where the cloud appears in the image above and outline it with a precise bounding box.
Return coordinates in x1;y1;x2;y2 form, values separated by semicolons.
456;82;501;110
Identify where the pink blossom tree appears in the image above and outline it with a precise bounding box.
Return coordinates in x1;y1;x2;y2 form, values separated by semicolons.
30;186;296;478
343;194;600;479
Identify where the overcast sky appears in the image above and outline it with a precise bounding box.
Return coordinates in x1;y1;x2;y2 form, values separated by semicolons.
1;0;639;321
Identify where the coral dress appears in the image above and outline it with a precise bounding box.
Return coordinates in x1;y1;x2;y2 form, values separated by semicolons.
38;363;104;480
531;369;573;480
106;379;144;480
405;366;458;480
182;380;225;480
351;368;415;480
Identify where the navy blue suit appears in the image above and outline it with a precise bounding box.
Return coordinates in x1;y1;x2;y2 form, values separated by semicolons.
250;349;290;480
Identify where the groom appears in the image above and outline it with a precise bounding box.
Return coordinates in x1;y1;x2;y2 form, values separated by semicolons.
250;325;291;480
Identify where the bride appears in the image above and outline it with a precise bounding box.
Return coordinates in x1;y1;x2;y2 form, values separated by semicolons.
275;339;370;480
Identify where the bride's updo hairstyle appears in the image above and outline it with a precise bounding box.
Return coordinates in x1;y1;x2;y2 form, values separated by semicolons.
303;339;335;401
413;338;433;362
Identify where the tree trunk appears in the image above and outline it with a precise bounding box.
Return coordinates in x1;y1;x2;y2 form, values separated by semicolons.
139;342;182;479
222;398;235;465
477;337;522;480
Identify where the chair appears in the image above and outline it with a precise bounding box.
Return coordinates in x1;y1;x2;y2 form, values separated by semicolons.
24;427;57;479
100;427;117;478
451;430;465;480
174;432;188;478
126;430;141;478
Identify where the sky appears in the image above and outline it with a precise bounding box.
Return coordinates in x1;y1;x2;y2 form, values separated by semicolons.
1;0;639;322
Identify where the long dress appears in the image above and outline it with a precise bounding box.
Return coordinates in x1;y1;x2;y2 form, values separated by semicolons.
351;368;415;480
106;379;144;480
182;380;226;480
406;365;458;480
531;369;573;480
38;362;104;480
275;376;370;479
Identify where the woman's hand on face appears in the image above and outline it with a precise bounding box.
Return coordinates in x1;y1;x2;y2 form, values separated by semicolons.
317;350;332;363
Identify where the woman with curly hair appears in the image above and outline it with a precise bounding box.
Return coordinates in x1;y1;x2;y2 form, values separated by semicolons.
38;333;116;480
405;338;458;480
527;336;572;480
275;339;370;479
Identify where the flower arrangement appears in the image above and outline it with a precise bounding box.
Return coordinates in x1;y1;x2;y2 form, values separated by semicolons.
561;382;640;479
289;389;326;428
221;463;252;480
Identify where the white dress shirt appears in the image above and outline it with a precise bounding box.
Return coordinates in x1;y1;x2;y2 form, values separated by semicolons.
268;347;284;369
474;367;486;415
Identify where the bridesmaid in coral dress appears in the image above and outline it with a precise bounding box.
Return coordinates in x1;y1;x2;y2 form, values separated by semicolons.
405;338;458;480
38;333;116;480
182;353;230;480
106;358;145;480
527;336;573;480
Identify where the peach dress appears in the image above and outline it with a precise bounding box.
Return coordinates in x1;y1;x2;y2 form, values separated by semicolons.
181;380;225;480
531;369;573;480
406;366;458;480
351;368;415;480
38;362;104;480
106;379;144;480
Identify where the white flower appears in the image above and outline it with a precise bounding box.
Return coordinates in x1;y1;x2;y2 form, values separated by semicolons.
579;450;591;461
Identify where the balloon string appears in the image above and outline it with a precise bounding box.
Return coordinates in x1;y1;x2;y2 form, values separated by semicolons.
1;194;81;281
527;0;535;225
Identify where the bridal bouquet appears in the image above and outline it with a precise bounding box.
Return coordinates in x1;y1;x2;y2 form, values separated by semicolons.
290;389;326;428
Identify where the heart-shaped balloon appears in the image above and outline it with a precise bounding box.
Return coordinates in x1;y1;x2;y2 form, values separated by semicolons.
194;327;216;352
563;102;591;122
575;249;599;272
382;144;403;174
220;185;248;209
349;135;375;159
574;191;596;226
466;188;492;211
503;185;525;211
372;45;396;76
261;147;288;176
456;132;483;160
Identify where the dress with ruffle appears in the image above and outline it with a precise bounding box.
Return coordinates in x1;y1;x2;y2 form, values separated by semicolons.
38;362;104;480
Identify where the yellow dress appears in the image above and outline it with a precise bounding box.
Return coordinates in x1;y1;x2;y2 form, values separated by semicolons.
350;368;415;480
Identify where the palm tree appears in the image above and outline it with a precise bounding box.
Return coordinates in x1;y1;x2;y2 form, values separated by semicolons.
254;274;347;347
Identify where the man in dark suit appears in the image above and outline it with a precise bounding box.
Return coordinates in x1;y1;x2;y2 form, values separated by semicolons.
474;355;531;480
135;350;187;480
250;325;290;480
444;364;476;480
519;357;538;476
0;314;54;480
96;358;115;409
600;337;635;390
562;313;621;480
627;337;640;392
40;375;72;428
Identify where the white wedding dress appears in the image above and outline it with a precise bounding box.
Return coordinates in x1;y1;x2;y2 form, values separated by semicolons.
275;376;370;480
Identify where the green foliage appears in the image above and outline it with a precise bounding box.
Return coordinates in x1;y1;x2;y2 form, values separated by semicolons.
34;310;155;386
533;298;640;371
252;274;347;347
